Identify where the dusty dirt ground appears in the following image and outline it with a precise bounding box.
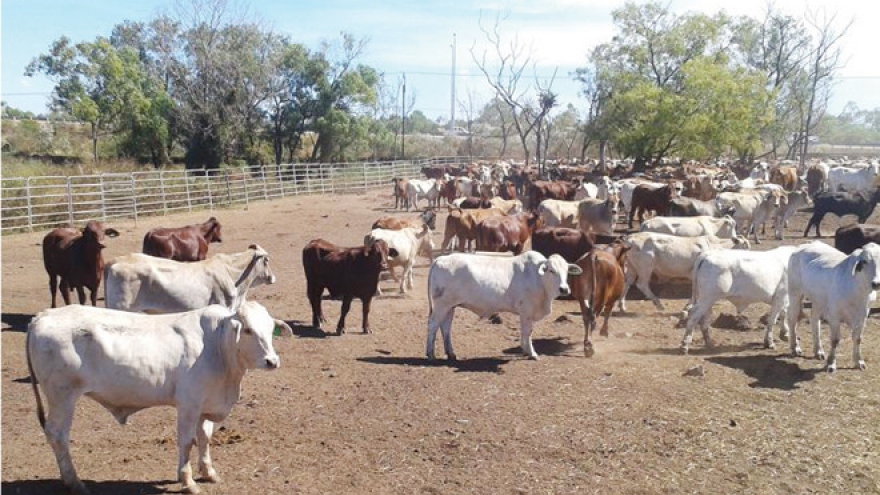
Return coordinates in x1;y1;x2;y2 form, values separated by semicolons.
3;187;880;495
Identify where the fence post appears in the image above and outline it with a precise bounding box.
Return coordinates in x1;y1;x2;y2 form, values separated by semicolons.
99;174;107;221
66;177;74;226
205;170;214;210
25;178;33;232
261;166;269;200
130;173;139;224
225;169;232;205
363;162;368;192
184;171;193;212
160;171;168;215
242;166;249;210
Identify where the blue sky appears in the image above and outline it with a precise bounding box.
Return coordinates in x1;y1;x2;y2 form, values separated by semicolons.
3;0;879;122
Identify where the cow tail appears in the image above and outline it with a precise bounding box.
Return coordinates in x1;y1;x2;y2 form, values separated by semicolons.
25;328;46;429
426;262;435;318
589;252;598;319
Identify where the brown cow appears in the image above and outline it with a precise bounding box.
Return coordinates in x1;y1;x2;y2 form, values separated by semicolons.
770;166;799;191
571;246;629;357
442;207;507;252
421;166;447;179
142;217;223;262
528;180;578;210
372;208;437;231
628;183;678;228
531;227;594;263
499;180;517;200
806;165;827;197
391;178;410;209
302;238;397;335
475;211;541;254
42;220;120;308
682;175;718;201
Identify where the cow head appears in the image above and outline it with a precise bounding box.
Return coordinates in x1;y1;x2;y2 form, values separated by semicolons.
852;243;880;290
717;216;737;238
366;239;397;271
227;300;282;370
204;217;223;243
538;254;583;298
421;208;437;230
245;244;277;288
82;220;119;250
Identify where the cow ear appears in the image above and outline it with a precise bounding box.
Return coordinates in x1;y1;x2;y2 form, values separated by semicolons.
104;228;120;238
854;259;865;274
538;261;548;276
230;318;243;343
568;263;583;276
274;318;294;337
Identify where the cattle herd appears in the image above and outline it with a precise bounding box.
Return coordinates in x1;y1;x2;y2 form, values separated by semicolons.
23;155;880;494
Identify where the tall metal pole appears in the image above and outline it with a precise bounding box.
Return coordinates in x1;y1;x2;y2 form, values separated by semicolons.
450;33;456;135
401;73;406;159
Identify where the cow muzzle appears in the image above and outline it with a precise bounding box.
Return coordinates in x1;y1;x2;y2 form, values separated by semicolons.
872;282;880;290
265;356;280;369
559;286;571;297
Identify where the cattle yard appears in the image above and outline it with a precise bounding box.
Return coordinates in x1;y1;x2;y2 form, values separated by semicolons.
3;188;880;494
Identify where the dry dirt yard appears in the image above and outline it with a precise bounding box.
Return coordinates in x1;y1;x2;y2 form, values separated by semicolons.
3;187;880;495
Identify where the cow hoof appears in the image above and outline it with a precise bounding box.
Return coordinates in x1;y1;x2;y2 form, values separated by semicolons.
764;339;775;349
527;354;540;361
680;346;690;355
363;328;372;334
858;360;866;370
70;481;91;495
200;471;220;483
182;483;201;494
489;314;502;324
817;350;826;361
447;354;457;363
826;362;837;373
584;345;595;358
792;347;803;357
336;328;345;336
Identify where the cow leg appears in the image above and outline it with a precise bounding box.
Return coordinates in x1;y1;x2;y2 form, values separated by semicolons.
48;275;59;308
519;318;539;360
810;310;825;361
401;261;413;293
681;302;711;354
361;296;373;334
196;418;220;482
88;285;99;307
578;298;596;358
43;392;90;495
427;308;456;361
177;409;201;493
852;319;867;370
786;294;804;357
633;263;664;310
765;292;789;348
59;279;72;306
826;320;841;372
600;302;613;338
307;285;325;329
74;286;87;305
337;296;353;335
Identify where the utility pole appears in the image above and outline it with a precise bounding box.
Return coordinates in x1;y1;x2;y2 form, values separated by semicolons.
401;73;406;159
450;33;456;135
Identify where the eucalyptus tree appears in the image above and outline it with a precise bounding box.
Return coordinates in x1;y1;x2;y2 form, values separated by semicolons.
26;36;157;163
578;2;773;169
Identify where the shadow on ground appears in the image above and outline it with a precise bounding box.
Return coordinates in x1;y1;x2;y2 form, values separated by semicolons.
356;355;511;373
1;479;175;495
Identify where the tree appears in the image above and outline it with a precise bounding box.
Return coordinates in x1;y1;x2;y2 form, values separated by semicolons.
471;12;558;173
26;37;155;162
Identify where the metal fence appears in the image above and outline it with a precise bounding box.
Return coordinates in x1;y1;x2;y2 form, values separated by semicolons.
0;156;467;234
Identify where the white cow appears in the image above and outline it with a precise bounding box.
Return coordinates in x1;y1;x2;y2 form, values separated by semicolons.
426;251;582;360
715;190;769;236
827;163;880;193
621;232;751;311
365;225;435;294
406;179;442;210
773;189;812;240
786;242;880;371
639;215;737;238
26;300;292;495
488;197;523;213
680;246;797;354
105;245;276;313
537;199;582;228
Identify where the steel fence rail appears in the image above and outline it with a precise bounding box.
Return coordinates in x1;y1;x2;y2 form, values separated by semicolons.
0;156;469;234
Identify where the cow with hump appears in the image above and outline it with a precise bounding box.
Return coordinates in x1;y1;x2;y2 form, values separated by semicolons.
26;297;291;495
786;241;880;371
302;238;397;335
426;251;583;361
105;244;276;313
142;216;223;262
42;220;120;308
